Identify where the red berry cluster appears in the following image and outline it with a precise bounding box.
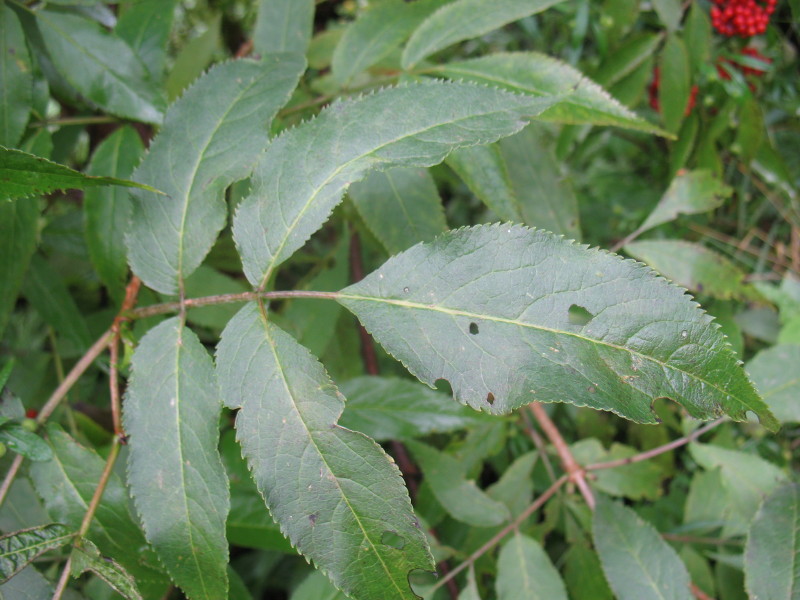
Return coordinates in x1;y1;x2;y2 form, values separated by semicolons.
717;47;772;80
711;0;777;37
648;67;699;116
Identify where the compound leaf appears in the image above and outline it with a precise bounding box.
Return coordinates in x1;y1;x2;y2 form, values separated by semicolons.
35;9;165;124
338;225;778;430
496;533;568;600
401;0;566;69
254;0;314;55
0;4;32;147
428;52;666;135
233;81;562;288
127;55;306;295
593;495;692;600
0;147;159;202
124;318;229;600
216;304;433;600
0;524;73;583
745;483;800;600
349;167;447;255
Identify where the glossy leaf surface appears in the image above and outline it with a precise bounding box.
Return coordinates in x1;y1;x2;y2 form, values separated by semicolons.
429;53;665;135
124;318;229;600
349;167;447;254
745;483;800;600
216;304;433;600
127;55;305;294
402;0;566;68
405;440;509;527
28;426;169;598
0;5;31;147
747;344;800;423
35;10;165;124
233;81;562;288
593;495;692;600
83;125;144;301
339;225;778;429
0;147;158;202
0;524;72;582
338;376;488;441
625;240;757;301
496;533;568;600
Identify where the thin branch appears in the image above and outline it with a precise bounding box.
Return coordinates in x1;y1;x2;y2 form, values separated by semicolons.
51;556;73;600
662;533;743;546
0;454;24;507
428;475;569;594
110;277;142;437
585;419;724;471
127;289;340;320
529;403;595;510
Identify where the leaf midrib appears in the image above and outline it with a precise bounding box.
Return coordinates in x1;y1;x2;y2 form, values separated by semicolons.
0;529;73;560
338;293;760;415
261;317;409;599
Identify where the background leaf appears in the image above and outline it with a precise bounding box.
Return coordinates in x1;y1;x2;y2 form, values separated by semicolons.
401;0;566;68
349;167;447;255
338;376;489;441
115;0;177;81
83;125;144;302
71;539;142;600
496;533;568;600
338;225;778;429
0;423;51;462
406;440;510;527
747;344;800;423
216;304;433;600
0;4;32;147
0;524;72;582
127;55;306;295
0;147;158;202
593;494;692;600
124;318;229;600
744;483;800;600
0;196;37;338
659;34;690;134
254;0;314;55
35;9;165;124
28;426;169;598
233;81;562;288
429;52;666;135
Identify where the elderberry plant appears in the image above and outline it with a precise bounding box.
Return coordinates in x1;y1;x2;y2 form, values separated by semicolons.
1;1;797;599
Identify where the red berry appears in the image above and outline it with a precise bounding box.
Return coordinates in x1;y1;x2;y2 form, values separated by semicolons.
25;408;38;419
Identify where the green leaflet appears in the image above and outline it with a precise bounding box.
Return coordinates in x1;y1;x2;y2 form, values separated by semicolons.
34;9;165;124
0;524;73;583
401;0;566;69
0;147;159;202
164;15;221;101
0;565;56;599
254;0;314;55
635;170;732;235
0;4;31;147
71;539;142;600
0;196;37;339
338;376;488;441
747;344;800;423
570;439;665;500
593;495;692;600
233;81;563;288
348;167;447;255
405;440;509;527
216;304;433;600
84;126;144;302
446;124;580;237
338;225;778;430
459;568;481;600
651;0;682;31
563;542;614;600
127;55;305;295
428;53;666;136
496;533;568;600
0;422;51;462
28;426;170;599
593;33;662;89
624;240;759;301
659;34;690;135
115;0;177;81
745;483;800;600
331;0;451;86
124;318;229;600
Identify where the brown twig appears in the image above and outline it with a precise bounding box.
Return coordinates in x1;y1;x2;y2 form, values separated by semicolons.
585;419;724;471
0;454;24;507
109;277;141;437
234;39;253;58
690;582;716;600
428;475;569;594
529;403;595;509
